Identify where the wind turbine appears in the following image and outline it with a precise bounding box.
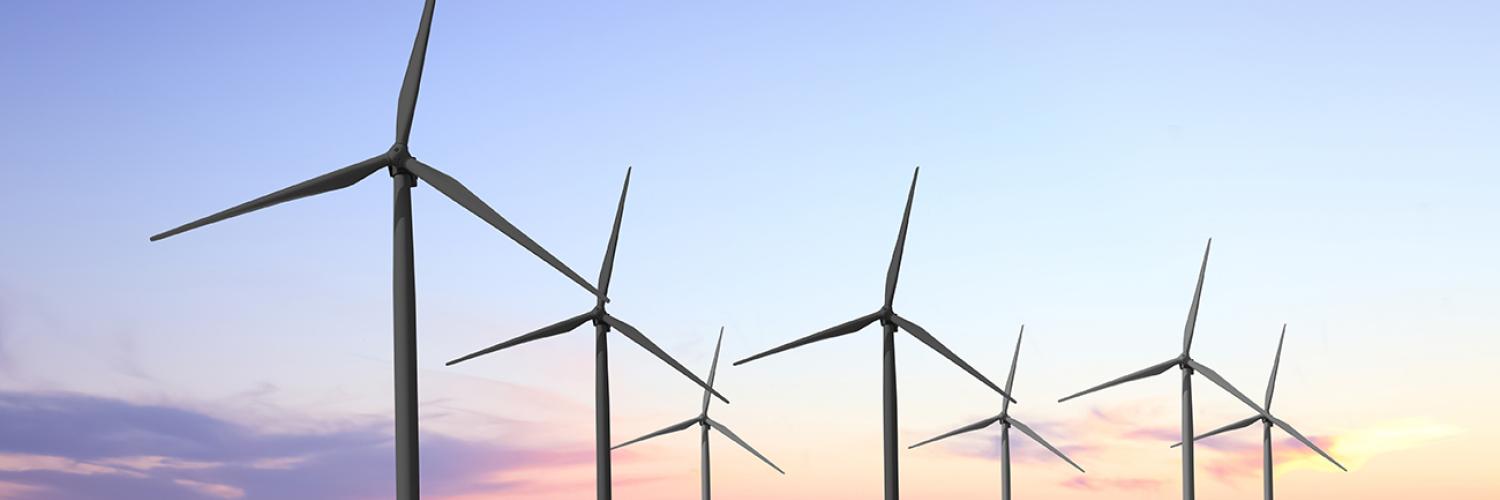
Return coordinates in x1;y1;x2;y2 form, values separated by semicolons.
447;169;727;500
734;168;1015;500
613;328;784;500
148;2;598;499
1057;239;1266;500
1171;325;1347;500
910;326;1084;500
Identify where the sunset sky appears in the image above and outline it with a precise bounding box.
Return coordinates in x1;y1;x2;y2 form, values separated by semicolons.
2;0;1497;499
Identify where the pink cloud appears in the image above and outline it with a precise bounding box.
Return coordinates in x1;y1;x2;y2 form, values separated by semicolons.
1059;475;1163;492
172;479;245;499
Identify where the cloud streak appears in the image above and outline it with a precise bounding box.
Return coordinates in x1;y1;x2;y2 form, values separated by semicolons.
1199;418;1463;482
0;391;599;499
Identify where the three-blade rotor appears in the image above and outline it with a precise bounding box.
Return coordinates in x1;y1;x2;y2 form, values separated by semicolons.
1058;239;1256;407
148;0;598;297
613;329;783;474
735;168;1014;403
446;169;726;403
910;327;1084;473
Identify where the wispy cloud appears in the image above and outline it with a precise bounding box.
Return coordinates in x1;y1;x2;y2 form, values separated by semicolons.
0;453;145;478
171;479;244;499
929;416;1098;466
1199;417;1463;482
0;391;598;499
1059;475;1163;492
97;456;224;472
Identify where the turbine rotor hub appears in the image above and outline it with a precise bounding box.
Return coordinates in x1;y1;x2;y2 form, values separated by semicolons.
386;143;417;182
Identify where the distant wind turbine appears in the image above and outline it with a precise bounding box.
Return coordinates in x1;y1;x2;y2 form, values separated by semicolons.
1171;325;1347;500
1057;239;1265;500
910;326;1084;500
735;168;1015;500
148;2;598;499
613;329;784;500
447;169;727;500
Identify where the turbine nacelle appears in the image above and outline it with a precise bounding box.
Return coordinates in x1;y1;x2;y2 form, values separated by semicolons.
385;144;414;170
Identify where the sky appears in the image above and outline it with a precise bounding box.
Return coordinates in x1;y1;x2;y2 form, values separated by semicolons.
1;0;1497;498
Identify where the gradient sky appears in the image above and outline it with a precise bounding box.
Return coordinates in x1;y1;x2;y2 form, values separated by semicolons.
2;0;1497;498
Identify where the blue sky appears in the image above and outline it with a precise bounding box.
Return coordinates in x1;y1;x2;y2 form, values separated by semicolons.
1;1;1497;498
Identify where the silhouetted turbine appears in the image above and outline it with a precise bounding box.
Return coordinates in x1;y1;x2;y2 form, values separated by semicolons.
447;169;726;500
1171;325;1347;500
613;328;783;500
735;168;1014;500
148;2;597;499
911;326;1083;500
1058;239;1264;500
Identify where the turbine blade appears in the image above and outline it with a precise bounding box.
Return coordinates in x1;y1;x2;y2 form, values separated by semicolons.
1169;415;1261;448
1266;324;1286;411
150;156;387;241
597;168;630;299
1058;357;1180;403
1186;360;1266;415
1182;238;1212;354
611;417;700;450
1002;325;1024;413
403;158;599;296
706;418;784;474
446;311;592;366
884;167;919;308
1269;416;1348;471
395;0;436;144
908;415;1000;449
605;314;729;404
893;314;1015;403
701;327;724;415
1010;417;1086;473
733;311;880;366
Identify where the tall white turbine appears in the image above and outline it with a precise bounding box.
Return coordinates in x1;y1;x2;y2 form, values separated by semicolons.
446;169;726;500
1058;239;1266;500
1172;325;1347;500
910;326;1085;500
149;2;598;498
735;168;1015;500
613;329;784;500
